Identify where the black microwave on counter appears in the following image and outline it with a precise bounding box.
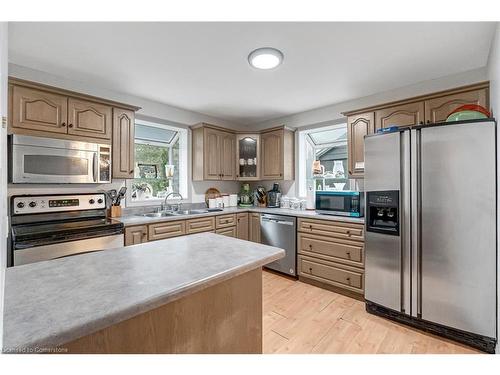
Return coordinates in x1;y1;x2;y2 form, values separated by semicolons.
315;190;364;217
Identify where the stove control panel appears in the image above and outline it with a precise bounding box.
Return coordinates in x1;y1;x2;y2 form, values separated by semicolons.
13;194;107;215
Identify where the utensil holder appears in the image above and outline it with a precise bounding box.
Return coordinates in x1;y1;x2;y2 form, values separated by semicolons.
110;206;122;218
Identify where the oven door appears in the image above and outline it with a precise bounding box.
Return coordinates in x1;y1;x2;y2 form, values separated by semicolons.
12;144;98;184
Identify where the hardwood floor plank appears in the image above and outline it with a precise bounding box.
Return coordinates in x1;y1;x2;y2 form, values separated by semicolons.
262;270;481;354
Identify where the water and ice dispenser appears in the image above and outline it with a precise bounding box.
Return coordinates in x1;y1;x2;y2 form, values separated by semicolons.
366;190;400;236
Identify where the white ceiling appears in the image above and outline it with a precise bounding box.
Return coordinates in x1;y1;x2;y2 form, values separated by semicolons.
8;22;496;125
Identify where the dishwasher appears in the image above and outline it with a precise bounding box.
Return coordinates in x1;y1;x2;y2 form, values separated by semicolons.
260;214;297;276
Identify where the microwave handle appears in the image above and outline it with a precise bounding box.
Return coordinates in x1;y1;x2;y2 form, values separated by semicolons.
93;152;98;183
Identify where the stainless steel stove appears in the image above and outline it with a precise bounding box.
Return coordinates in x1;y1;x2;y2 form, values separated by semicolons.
9;193;124;267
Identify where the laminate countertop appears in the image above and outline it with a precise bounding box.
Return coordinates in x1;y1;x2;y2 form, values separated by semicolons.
2;233;284;353
117;206;365;227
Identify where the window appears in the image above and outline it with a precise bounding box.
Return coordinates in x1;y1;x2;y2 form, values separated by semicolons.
126;119;188;205
298;123;356;197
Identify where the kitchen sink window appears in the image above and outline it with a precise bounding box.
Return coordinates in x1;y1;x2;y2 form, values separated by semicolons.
298;123;357;197
126;119;188;205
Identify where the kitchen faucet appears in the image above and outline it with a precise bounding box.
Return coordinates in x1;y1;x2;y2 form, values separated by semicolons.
162;192;184;212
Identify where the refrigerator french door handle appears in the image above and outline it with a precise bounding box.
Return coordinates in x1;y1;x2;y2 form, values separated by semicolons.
400;130;411;314
410;129;422;318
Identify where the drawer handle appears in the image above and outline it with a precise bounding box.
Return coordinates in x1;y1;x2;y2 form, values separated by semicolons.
346;277;351;284
346;251;351;258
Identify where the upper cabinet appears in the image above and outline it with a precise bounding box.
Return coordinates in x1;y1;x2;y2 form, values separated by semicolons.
344;82;490;178
112;108;135;179
347;112;374;178
11;85;68;134
236;134;260;180
375;101;424;131
192;124;236;181
424;88;488;124
67;98;112;140
261;127;295;180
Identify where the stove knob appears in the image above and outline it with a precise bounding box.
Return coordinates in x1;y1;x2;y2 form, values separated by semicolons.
89;199;95;204
16;202;25;209
97;198;103;204
29;201;37;208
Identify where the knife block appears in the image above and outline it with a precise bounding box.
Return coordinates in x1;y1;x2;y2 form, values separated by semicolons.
110;206;122;218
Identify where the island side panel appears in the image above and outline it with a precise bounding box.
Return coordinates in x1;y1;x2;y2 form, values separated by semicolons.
61;268;263;354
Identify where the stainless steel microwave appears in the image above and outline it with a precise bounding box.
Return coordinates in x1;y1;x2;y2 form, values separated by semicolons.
9;135;111;184
315;190;364;217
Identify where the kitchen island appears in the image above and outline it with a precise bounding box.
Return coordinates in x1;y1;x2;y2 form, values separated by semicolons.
2;233;284;354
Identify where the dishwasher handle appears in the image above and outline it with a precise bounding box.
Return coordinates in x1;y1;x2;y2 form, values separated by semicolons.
261;217;294;226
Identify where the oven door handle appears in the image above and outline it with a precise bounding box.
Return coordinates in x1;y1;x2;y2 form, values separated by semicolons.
93;152;98;183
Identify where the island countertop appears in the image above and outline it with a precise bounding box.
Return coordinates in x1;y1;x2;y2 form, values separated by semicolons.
2;233;284;352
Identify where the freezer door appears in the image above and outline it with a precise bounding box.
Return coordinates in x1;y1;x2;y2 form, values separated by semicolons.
419;121;496;338
364;131;409;312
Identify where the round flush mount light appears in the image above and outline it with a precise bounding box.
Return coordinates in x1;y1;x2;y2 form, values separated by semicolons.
248;47;284;70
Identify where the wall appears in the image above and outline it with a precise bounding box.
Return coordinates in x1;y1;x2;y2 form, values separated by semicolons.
7;64;242;204
0;22;8;350
254;67;488;131
486;21;500;354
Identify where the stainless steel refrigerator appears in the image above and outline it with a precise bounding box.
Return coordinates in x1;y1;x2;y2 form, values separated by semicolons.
364;119;497;353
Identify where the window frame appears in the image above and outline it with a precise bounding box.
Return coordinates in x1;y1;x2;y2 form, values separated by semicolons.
125;119;188;207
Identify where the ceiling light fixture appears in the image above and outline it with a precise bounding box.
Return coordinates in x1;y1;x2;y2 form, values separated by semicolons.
248;47;284;70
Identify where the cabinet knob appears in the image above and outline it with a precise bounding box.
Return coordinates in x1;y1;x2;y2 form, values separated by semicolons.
346;277;351;283
68;123;74;128
309;244;313;250
419;121;423;125
130;170;134;174
346;230;351;236
309;267;313;273
279;173;282;177
61;122;66;127
426;120;431;124
346;251;351;258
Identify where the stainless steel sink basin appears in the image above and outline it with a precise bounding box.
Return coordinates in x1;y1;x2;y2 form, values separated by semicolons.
137;209;213;218
138;212;176;218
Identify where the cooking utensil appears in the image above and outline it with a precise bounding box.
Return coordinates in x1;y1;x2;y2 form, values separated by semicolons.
107;189;117;206
114;186;127;206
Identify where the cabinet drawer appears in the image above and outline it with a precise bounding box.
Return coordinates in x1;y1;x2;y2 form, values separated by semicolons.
148;220;186;241
186;217;215;234
215;226;237;238
298;233;364;267
299;255;364;294
298;218;364;241
216;214;236;229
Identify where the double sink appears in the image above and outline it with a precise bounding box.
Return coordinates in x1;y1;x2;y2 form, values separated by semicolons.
137;209;223;218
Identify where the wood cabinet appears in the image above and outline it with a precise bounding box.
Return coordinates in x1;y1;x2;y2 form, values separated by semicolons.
297;218;365;298
249;213;261;243
186;217;215;234
260;127;294;180
215;226;237;238
149;220;186;241
424;87;488;124
192;124;236;181
347;112;374;178
112;108;135;179
236;213;249;241
11;85;68;134
344;82;489;178
67;98;112;140
236;134;260;180
375;101;425;131
125;225;148;246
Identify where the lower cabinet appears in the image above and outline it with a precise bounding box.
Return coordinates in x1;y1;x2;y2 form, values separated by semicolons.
236;213;249;240
215;226;237;238
249;213;261;243
297;218;365;298
124;225;148;246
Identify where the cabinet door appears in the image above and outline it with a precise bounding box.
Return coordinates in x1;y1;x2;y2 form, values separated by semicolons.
203;128;221;180
347;112;374;178
11;85;68;134
125;225;148;246
424;88;488;124
68;98;112;140
236;134;260;180
112;108;135;179
236;213;249;241
375;101;424;130
249;213;261;243
261;129;283;179
220;132;236;180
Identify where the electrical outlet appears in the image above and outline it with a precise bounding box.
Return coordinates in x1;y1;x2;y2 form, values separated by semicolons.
1;116;6;129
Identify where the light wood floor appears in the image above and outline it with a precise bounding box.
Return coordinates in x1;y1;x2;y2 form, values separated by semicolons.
262;270;481;354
